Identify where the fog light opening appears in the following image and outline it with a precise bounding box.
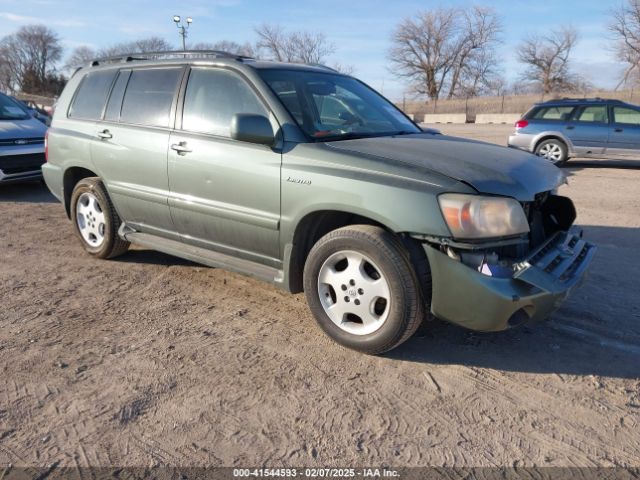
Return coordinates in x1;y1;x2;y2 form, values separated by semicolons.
507;308;531;328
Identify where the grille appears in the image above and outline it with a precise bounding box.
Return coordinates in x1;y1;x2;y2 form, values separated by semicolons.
528;233;594;284
0;138;44;146
0;153;46;174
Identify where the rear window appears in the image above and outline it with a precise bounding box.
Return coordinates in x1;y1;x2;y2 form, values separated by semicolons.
68;70;117;120
119;68;182;127
531;106;575;121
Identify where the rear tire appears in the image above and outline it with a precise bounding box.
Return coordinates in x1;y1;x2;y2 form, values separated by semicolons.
70;177;129;259
535;139;568;166
303;225;425;354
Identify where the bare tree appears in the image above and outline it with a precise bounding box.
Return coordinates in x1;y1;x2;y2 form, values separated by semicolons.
64;45;96;72
388;6;502;100
255;24;335;64
0;56;12;93
516;26;580;94
458;47;505;97
190;40;255;57
0;24;63;94
609;0;640;88
98;36;173;57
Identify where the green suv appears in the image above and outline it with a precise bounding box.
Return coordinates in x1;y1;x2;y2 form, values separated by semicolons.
43;51;596;354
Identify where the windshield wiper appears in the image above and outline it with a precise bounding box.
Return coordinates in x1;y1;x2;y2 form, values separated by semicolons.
314;129;421;142
388;130;419;136
314;132;379;142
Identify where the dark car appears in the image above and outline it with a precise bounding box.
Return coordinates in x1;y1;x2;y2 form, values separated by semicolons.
12;97;52;126
508;98;640;165
0;92;48;184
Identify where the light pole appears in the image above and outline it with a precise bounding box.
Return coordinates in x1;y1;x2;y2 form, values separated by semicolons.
173;15;192;51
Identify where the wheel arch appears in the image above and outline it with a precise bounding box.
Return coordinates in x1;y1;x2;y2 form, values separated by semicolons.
534;133;572;155
285;209;428;295
62;166;100;218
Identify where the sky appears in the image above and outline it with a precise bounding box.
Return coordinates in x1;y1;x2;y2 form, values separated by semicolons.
0;0;625;101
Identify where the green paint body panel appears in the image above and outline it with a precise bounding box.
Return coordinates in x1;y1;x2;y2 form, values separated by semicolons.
42;56;593;333
425;245;567;331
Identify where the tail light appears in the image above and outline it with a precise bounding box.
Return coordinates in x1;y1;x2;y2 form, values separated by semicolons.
44;130;49;162
515;120;529;130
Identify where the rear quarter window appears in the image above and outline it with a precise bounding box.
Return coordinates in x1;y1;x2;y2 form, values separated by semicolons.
68;70;117;120
613;107;640;125
531;106;575;121
119;68;182;128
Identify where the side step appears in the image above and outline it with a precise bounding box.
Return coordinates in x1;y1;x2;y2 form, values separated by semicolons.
122;230;284;286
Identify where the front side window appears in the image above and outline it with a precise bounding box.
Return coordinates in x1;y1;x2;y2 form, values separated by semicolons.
613;107;640;126
68;70;117;120
258;69;419;140
182;68;268;137
531;106;575;121
120;68;181;127
575;106;608;123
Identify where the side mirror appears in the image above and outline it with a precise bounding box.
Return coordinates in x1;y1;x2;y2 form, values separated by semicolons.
231;114;274;146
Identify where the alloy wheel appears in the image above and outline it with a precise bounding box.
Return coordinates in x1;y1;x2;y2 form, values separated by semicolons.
317;250;391;335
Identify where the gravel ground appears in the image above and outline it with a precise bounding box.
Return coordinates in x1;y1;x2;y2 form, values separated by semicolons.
0;124;639;470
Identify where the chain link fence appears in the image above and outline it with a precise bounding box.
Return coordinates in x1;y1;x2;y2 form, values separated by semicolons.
400;89;639;122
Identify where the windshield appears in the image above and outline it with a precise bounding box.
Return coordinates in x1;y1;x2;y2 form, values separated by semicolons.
0;94;30;121
258;69;420;141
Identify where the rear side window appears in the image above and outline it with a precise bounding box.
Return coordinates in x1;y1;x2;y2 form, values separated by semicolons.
68;70;117;120
575;106;608;123
182;68;267;137
531;106;575;121
613;107;640;126
120;68;182;127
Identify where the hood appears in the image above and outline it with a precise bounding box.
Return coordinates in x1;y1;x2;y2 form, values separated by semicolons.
326;134;565;201
0;116;47;141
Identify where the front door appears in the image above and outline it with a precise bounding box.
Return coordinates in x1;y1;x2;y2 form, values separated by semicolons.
168;67;282;265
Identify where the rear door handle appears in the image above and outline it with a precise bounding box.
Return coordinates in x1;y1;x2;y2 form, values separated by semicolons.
566;125;575;130
614;128;624;133
171;142;192;155
97;130;112;139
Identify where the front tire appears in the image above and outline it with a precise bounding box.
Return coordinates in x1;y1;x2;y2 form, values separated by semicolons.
303;225;425;354
70;177;129;259
535;139;568;166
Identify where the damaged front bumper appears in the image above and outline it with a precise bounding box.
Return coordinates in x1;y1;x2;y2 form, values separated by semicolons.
421;230;596;332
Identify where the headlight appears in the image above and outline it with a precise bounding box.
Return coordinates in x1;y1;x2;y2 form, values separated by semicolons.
438;193;529;239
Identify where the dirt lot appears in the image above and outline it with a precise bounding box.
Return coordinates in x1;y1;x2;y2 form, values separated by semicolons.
1;125;639;470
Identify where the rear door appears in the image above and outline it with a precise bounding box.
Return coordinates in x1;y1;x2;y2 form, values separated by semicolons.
168;66;282;264
564;105;609;155
608;105;640;155
91;66;184;239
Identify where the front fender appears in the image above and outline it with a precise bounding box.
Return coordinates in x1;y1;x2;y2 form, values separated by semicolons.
279;142;475;247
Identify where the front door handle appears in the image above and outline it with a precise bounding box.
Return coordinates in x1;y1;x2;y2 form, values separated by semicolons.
97;130;112;139
566;125;575;130
614;128;624;133
171;142;192;155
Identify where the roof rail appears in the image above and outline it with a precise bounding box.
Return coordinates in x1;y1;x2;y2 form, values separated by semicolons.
90;50;254;66
543;97;627;104
306;63;339;73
